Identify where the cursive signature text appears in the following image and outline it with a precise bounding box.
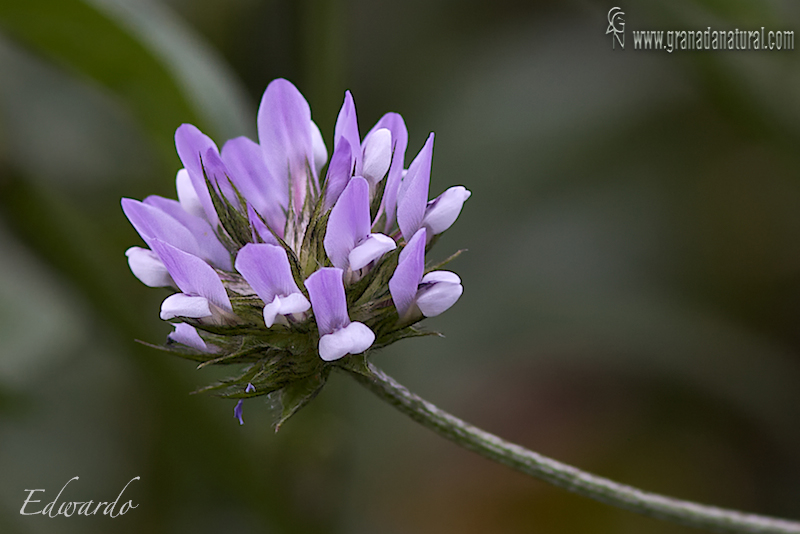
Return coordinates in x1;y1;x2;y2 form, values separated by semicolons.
20;476;139;518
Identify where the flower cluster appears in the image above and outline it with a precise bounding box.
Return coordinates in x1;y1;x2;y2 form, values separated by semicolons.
123;79;470;426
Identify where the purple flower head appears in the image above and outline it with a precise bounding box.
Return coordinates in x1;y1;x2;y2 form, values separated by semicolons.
123;79;468;426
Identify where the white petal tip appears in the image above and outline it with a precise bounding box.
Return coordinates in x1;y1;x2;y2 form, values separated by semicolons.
423;186;471;235
349;233;397;271
318;322;375;361
416;274;463;317
263;293;311;327
125;247;173;288
362;128;392;185
160;294;212;320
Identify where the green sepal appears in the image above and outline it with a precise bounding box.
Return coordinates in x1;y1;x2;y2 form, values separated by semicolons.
426;248;466;273
369;174;388;223
347;247;400;308
297;167;331;277
228;294;268;325
335;351;370;377
194;346;325;398
135;338;209;363
298;209;331;279
372;325;443;351
203;165;252;250
274;367;330;432
424;233;440;254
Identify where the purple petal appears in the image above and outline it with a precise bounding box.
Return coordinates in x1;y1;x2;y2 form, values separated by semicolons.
234;383;256;425
125;246;173;287
143;195;232;270
234;400;245;425
416;271;463;317
422;186;471;236
234;243;306;311
318;322;374;361
175;123;220;226
397;133;434;240
310;120;328;176
247;204;279;245
221;136;287;234
323;138;353;211
169;323;213;352
160;293;212;320
304;267;349;336
324;177;371;270
122;198;202;258
151;239;232;312
334;91;362;176
389;227;426;318
365;113;407;232
257;79;314;213
349;233;396;271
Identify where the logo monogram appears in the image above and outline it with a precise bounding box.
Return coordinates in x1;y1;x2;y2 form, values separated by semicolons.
607;7;625;49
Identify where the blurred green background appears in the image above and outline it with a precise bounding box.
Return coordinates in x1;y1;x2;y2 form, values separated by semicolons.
1;0;799;532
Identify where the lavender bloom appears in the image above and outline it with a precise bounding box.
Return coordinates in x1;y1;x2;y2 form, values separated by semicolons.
122;198;230;270
175;123;224;226
123;78;468;426
150;239;233;323
324;177;396;273
389;228;463;321
221;136;286;236
366;113;408;233
258;78;322;215
325;92;394;209
397;134;471;240
304;268;375;361
235;243;310;327
168;323;218;353
334;91;362;177
322;138;353;211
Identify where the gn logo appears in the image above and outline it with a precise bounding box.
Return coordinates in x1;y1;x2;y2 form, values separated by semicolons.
606;7;625;49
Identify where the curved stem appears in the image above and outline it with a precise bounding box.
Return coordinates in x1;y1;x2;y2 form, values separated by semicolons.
342;362;800;534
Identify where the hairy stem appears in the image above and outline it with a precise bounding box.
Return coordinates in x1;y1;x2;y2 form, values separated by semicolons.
343;363;800;534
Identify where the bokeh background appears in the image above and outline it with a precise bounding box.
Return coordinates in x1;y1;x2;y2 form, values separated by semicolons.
1;0;800;532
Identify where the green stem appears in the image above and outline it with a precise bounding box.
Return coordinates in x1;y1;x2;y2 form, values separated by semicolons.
342;362;800;534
